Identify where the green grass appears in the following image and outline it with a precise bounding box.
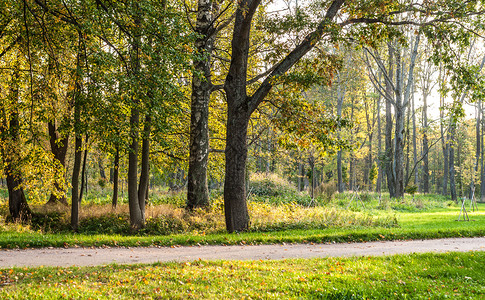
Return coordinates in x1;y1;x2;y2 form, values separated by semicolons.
1;252;484;299
0;204;484;249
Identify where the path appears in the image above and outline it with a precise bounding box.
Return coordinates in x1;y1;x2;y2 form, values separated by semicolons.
1;237;484;268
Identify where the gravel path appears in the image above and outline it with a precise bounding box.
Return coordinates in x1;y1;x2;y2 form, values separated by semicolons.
1;237;484;268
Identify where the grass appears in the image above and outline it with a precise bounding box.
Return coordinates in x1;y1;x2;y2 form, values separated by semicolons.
1;252;484;299
0;178;484;249
0;203;483;249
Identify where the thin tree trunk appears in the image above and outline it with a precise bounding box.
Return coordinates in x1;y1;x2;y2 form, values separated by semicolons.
470;102;480;200
138;115;151;217
481;101;485;202
422;91;430;193
412;90;418;186
71;135;82;232
385;44;396;198
336;73;345;192
449;127;457;202
112;147;119;208
78;135;88;203
376;85;382;193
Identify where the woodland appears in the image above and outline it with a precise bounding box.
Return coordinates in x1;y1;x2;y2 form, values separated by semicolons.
1;0;485;236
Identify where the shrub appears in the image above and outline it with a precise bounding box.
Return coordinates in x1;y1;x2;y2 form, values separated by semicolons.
314;181;337;203
249;173;297;197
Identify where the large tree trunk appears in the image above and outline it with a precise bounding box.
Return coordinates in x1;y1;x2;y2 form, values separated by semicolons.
222;0;345;232
223;106;250;232
3;110;31;221
0;65;31;221
47;121;69;205
128;108;144;229
187;0;216;209
127;2;145;230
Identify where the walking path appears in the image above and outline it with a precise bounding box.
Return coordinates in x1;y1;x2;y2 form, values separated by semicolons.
1;237;484;268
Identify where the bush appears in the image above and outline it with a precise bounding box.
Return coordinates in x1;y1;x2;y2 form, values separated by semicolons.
314;181;337;203
79;213;130;235
249;173;297;197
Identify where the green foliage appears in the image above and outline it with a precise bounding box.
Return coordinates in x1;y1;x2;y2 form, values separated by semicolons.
79;214;130;235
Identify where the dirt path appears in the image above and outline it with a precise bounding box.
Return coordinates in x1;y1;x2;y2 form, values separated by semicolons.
1;237;484;268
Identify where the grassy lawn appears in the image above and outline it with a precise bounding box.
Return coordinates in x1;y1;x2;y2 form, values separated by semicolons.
1;251;484;299
0;203;484;249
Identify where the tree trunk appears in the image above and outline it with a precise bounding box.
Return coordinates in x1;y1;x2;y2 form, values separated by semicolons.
128;108;144;229
449;127;457;202
412;90;418;187
422;91;430;193
47;121;69;205
469;101;480;200
98;155;106;181
78;135;89;203
0;64;31;221
71;135;82;232
337;151;344;192
223;106;250;232
112;147;120;208
127;1;145;230
336;72;345;193
481;101;485;202
376;87;382;193
187;0;217;209
384;44;396;198
222;0;345;232
138;115;151;216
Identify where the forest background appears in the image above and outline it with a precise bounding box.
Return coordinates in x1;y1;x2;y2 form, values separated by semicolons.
1;0;485;234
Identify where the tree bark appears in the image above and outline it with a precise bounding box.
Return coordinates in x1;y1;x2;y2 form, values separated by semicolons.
223;106;250;232
78;135;89;203
127;1;145;230
128;107;144;229
112;147;120;208
336;72;345;193
412;89;418;186
0;64;31;221
449;127;457;202
187;0;216;209
384;44;396;198
376;82;383;193
422;91;430;193
481;101;485;202
47;121;69;205
138;115;151;216
98;155;106;181
71;135;82;232
222;0;345;232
